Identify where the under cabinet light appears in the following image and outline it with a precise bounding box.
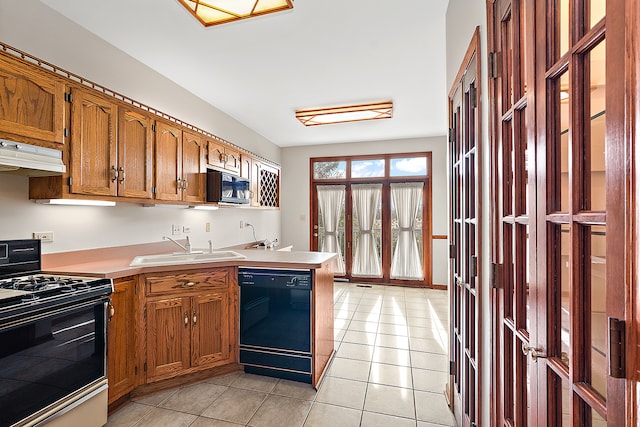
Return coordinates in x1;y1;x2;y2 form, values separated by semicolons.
295;101;393;126
35;199;116;207
189;205;220;210
177;0;293;27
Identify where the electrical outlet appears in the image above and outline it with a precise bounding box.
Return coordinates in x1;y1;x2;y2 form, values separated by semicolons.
33;231;54;242
205;222;211;232
172;224;181;235
183;226;191;234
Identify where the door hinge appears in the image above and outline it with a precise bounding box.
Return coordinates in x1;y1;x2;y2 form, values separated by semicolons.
449;244;456;259
68;177;73;186
609;317;625;378
470;255;478;277
490;262;499;289
470;85;477;108
63;128;68;138
449;360;455;375
64;92;73;103
488;52;499;79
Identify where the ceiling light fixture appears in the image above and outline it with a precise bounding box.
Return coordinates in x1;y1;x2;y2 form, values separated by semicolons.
295;101;393;126
177;0;293;27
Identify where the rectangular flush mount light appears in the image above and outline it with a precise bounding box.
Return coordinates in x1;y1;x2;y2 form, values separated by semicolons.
295;101;393;126
178;0;293;27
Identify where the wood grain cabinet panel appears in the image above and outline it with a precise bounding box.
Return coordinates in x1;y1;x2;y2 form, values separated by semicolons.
182;131;206;203
107;277;139;404
154;120;182;201
207;140;240;175
143;268;236;383
117;108;154;199
69;88;117;196
0;55;65;146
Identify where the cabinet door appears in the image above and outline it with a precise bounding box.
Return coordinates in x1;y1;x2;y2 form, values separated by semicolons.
0;55;65;145
182;131;205;203
207;140;226;169
250;160;262;207
224;146;241;175
154;120;182;201
256;162;280;208
117;108;153;199
240;155;252;180
145;296;191;382
191;292;231;368
107;277;138;404
69;88;117;196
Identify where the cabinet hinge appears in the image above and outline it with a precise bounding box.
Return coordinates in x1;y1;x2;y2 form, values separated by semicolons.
63;128;68;138
144;362;147;372
151;187;156;195
488;52;499;79
134;283;138;295
470;85;477;108
449;244;456;259
609;318;626;378
68;177;73;186
144;308;147;319
449;360;455;375
470;255;478;277
151;124;156;132
229;344;232;352
64;92;73;103
490;262;499;289
135;366;138;375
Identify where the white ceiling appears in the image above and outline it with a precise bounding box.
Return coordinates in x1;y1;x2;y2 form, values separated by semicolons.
40;0;449;147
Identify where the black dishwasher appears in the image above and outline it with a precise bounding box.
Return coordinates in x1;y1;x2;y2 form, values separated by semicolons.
238;268;312;383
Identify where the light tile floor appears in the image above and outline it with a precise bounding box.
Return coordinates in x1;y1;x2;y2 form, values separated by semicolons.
106;283;455;427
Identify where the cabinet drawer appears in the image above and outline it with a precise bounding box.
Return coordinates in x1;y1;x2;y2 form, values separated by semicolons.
145;269;230;295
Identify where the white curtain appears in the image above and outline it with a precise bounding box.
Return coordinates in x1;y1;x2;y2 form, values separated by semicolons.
390;182;424;280
352;184;382;277
317;185;345;274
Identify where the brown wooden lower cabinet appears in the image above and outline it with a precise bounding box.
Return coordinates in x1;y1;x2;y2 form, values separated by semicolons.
107;276;139;405
143;268;237;383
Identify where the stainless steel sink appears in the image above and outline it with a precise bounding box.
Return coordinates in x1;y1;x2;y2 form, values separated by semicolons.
129;250;246;267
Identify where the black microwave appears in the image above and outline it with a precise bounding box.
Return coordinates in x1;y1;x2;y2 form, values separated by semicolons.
207;169;251;204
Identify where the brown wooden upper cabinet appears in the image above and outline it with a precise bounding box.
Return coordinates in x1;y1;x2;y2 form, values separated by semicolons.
241;154;280;208
207;140;241;175
0;54;65;147
117;107;154;199
181;131;206;204
69;88;118;197
154;120;183;202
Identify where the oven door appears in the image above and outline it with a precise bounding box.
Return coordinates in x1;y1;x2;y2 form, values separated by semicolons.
0;297;108;427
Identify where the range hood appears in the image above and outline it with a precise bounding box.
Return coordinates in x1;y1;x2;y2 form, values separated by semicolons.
0;139;66;176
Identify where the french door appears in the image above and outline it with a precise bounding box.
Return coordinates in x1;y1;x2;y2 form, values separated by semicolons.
310;154;433;286
489;0;629;425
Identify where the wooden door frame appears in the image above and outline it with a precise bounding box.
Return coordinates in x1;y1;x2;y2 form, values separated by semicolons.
447;26;483;426
309;153;434;287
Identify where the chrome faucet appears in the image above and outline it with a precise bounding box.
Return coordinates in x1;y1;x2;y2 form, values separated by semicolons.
163;235;191;253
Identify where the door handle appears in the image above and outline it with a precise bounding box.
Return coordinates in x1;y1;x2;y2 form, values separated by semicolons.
313;233;318;237
522;343;547;362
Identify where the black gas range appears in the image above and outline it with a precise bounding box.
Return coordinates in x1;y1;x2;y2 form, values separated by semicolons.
0;239;113;427
0;239;113;328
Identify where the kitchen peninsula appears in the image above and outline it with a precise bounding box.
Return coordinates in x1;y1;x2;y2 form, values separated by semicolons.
42;241;336;408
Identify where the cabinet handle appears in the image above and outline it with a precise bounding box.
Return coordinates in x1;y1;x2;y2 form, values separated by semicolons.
193;309;197;325
108;302;115;321
184;281;197;287
182;179;189;190
118;167;126;183
184;312;189;327
177;178;183;191
110;166;118;182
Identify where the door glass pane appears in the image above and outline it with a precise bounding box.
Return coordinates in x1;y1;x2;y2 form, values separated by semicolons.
390;157;427;176
559;224;571;366
313;161;346;179
525;224;531;332
589;225;607;399
559;71;570;212
351;159;385;178
589;0;606;27
592;408;607;427
317;185;346;275
561;379;571;426
559;0;570;57
352;184;382;277
501;10;513;110
589;41;606;211
390;182;424;280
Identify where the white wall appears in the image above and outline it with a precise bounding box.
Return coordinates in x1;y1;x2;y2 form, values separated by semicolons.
280;136;448;285
445;1;490;426
0;0;281;253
